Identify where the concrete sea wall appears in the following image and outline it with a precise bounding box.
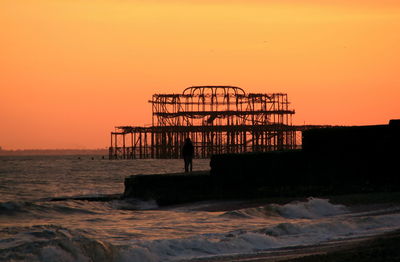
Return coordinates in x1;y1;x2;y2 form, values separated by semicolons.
124;120;400;205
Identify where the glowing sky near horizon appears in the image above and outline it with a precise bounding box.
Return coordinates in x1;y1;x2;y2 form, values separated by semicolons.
0;0;399;149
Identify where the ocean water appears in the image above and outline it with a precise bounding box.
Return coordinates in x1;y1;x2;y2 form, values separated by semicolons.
1;156;400;262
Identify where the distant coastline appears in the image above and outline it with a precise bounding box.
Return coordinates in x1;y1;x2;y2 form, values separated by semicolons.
0;148;108;156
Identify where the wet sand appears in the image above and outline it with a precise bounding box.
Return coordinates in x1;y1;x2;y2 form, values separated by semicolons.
182;230;400;262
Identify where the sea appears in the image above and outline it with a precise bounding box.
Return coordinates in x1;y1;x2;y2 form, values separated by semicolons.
1;155;400;262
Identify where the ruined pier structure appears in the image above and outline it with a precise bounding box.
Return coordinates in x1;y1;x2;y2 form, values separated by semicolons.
110;86;314;159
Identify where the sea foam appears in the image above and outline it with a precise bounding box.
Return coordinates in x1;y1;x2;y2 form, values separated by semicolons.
221;197;347;220
274;197;348;219
1;199;400;262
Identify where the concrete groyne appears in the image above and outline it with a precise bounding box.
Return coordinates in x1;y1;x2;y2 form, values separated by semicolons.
123;120;400;205
123;171;213;205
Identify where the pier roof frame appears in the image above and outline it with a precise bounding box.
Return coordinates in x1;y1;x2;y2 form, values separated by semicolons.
110;85;309;159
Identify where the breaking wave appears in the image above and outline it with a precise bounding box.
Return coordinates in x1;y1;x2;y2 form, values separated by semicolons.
273;197;348;219
0;225;118;262
2;199;400;262
222;198;347;219
2;209;400;262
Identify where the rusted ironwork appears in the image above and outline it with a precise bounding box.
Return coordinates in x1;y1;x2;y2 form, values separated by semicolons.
109;86;322;159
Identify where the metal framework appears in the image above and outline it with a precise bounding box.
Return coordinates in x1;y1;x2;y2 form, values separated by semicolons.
110;86;311;159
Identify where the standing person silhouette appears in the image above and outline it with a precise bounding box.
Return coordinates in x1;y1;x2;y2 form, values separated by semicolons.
182;138;194;173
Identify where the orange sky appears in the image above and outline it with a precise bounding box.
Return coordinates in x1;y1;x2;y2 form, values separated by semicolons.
0;0;399;149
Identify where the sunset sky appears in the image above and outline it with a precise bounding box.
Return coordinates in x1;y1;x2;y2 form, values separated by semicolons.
1;0;399;149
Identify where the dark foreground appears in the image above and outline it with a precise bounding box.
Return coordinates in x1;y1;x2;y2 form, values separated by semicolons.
183;230;400;262
285;231;400;262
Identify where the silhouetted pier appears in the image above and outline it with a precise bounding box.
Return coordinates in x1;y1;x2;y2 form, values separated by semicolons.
109;86;326;159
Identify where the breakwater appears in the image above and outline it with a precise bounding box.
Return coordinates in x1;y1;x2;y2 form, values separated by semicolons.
123;120;400;205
